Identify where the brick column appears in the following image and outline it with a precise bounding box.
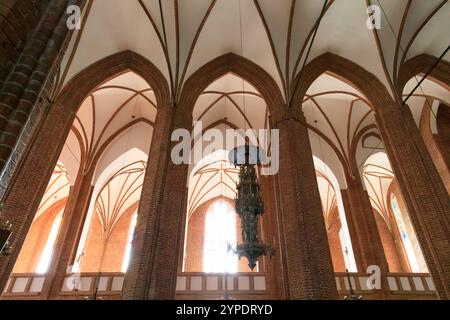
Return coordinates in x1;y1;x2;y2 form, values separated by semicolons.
420;101;450;195
42;168;95;299
177;185;189;273
122;104;188;300
377;104;450;299
259;174;286;299
0;0;83;191
0;102;74;292
273;110;338;299
341;177;389;273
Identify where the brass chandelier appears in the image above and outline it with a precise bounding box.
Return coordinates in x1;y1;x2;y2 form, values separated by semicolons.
229;142;275;270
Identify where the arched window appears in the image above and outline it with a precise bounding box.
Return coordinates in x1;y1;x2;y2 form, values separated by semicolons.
121;212;138;272
36;213;63;274
391;194;420;272
203;201;238;273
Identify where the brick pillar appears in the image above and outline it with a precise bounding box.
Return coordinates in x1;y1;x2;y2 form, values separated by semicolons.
435;104;450;171
259;174;286;299
122;104;188;300
0;0;83;185
376;104;450;299
177;185;189;273
340;177;389;273
274;110;338;299
0;102;75;292
42;168;95;299
420;101;450;195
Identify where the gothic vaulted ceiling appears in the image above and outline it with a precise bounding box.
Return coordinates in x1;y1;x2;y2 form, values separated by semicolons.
57;0;449;103
52;0;449;217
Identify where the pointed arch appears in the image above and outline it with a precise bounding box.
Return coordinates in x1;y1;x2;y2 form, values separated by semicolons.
178;53;285;124
56;50;171;113
292;52;396;114
398;54;450;95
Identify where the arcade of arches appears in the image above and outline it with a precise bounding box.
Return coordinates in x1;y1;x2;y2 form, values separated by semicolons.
0;0;449;300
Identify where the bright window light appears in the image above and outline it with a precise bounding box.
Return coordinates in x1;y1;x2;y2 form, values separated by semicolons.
203;201;238;273
36;213;63;274
391;194;420;272
122;212;138;272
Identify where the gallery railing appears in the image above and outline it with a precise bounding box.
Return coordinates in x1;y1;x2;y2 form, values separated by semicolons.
1;272;437;299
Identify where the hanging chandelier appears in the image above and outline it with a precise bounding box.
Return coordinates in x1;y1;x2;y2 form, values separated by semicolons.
228;141;275;270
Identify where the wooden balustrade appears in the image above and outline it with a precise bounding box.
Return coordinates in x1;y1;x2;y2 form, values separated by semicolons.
2;273;46;298
334;272;436;298
175;272;268;299
2;272;125;299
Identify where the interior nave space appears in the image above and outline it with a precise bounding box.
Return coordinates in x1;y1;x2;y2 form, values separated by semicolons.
0;0;449;300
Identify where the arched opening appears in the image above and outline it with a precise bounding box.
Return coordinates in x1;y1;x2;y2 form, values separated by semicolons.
301;70;429;273
65;69;157;274
10;70;157;282
182;71;272;274
303;72;378;272
183;151;251;273
363;152;428;273
314;156;356;273
74;160;146;273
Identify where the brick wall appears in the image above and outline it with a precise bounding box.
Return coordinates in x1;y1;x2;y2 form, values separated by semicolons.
327;207;346;272
419;102;450;194
435;104;450;192
13;198;66;273
80;204;138;273
373;210;404;272
435;104;450;164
